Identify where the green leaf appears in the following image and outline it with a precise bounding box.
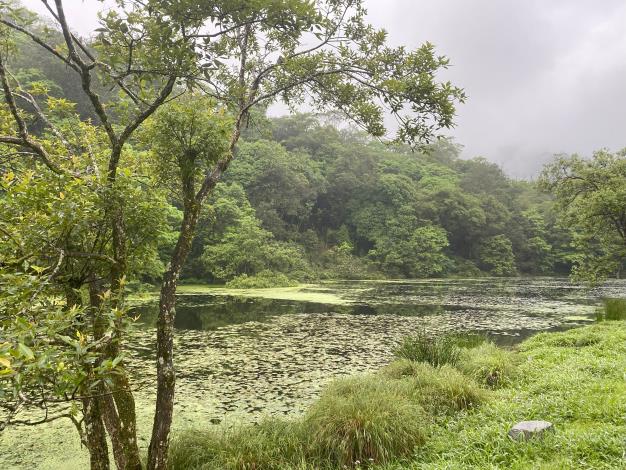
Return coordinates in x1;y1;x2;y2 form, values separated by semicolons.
17;343;34;360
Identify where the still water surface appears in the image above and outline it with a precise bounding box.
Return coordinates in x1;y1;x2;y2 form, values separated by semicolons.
3;278;626;469
128;278;625;425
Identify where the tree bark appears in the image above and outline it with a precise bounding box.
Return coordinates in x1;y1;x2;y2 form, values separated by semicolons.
65;285;109;470
147;203;199;469
83;395;111;470
89;275;143;470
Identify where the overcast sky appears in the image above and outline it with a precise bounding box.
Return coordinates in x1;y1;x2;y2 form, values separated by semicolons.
21;0;626;176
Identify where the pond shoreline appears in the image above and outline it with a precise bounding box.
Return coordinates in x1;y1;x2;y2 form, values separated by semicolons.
2;279;625;469
169;320;626;469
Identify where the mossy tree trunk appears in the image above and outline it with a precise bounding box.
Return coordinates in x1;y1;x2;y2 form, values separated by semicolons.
148;151;201;468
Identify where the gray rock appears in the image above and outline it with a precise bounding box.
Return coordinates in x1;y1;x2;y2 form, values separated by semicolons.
508;420;554;441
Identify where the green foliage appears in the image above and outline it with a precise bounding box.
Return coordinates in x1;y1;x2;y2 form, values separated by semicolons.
369;222;450;278
226;140;325;240
318;243;380;280
596;298;626;321
225;270;298;289
393;331;461;367
0;265;128;428
171;115;579;282
540;149;626;283
479;234;517;276
200;184;311;282
141;94;232;198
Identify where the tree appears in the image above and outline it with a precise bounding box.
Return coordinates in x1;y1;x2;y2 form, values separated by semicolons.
0;1;193;468
540;149;626;282
130;2;466;466
1;1;465;468
226;140;325;240
0;101;175;469
369;221;450;278
200;184;309;281
479;235;517;276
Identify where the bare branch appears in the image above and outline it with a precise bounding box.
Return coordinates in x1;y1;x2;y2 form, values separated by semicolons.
0;56;65;174
51;0;118;146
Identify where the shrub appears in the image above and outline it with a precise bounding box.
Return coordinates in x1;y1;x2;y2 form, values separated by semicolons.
304;376;428;468
596;298;626;321
382;360;486;413
456;342;517;388
393;331;461;367
225;270;299;289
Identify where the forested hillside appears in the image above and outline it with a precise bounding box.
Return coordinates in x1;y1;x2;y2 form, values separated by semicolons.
179;114;575;284
0;11;580;286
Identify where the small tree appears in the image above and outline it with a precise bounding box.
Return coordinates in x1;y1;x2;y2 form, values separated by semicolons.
540;149;626;282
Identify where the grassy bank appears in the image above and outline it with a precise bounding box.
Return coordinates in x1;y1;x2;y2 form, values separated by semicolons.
169;321;626;469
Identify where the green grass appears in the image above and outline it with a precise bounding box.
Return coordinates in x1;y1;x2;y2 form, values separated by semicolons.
380;361;486;414
457;341;518;388
168;419;308;470
304;376;428;468
382;321;626;469
393;331;462;367
169;321;626;470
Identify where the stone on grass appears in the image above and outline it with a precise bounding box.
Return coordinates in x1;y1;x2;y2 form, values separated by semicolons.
508;420;554;441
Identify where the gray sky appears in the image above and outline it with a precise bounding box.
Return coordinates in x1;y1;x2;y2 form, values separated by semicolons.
21;0;626;176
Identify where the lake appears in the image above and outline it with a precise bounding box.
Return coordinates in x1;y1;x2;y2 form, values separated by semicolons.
2;278;626;469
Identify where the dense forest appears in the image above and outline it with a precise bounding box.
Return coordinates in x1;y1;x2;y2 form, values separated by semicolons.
182;116;574;284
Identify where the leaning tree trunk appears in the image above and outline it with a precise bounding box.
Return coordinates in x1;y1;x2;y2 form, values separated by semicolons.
147;203;200;469
147;116;244;470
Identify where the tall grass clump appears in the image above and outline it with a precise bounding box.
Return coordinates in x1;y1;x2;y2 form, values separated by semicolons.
168;419;306;470
449;332;488;349
393;331;461;367
596;298;626;321
304;376;428;468
456;341;517;388
382;360;486;413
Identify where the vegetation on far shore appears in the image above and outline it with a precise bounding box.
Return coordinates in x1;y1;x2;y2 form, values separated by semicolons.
168;319;626;469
